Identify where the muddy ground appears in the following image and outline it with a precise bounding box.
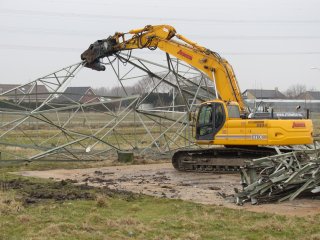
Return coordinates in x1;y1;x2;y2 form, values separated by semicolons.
18;163;320;217
0;178;95;205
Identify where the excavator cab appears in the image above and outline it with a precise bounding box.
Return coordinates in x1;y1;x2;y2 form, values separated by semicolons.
196;101;226;141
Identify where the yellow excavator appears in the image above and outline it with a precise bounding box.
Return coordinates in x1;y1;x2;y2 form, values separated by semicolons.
81;25;314;172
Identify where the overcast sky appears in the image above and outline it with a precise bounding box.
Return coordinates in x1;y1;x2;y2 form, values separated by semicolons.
0;0;319;92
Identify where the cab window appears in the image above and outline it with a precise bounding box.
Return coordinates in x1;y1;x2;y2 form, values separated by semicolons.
198;105;212;125
196;103;226;140
198;105;213;136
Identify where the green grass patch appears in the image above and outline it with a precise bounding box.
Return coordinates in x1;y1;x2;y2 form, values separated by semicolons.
0;172;319;240
0;112;319;239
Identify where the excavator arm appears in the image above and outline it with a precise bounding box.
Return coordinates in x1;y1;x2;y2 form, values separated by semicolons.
81;24;245;112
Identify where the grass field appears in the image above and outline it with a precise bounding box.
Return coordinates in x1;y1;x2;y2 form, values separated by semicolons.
0;158;320;240
0;111;189;161
0;177;319;239
0;113;319;239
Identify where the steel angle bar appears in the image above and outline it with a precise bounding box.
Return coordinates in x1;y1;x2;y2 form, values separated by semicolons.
0;116;30;139
0;100;32;112
32;94;139;115
140;112;188;154
143;105;186;111
91;96;139;131
268;167;287;179
107;56;128;96
189;76;205;109
116;54;206;102
167;58;215;98
112;129;135;149
163;123;189;151
284;163;315;185
29;111;121;154
240;168;251;184
137;109;184;122
0;114;30;129
151;118;187;152
269;174;290;184
118;65;136;81
88;107;136;151
79;105;94;135
137;71;171;106
29;130;122;161
139;109;186;114
120;54;169;70
35;109;82;147
0;141;50;151
136;112;161;152
289;178;315;201
35;64;84;106
29;136;89;160
137;111;190;151
246;181;273;197
15;126;40;147
167;55;190;111
137;111;190;147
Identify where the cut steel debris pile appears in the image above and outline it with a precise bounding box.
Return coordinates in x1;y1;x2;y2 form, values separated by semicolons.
233;148;320;205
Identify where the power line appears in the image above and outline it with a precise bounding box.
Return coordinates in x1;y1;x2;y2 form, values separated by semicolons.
1;9;320;24
1;44;320;56
0;44;79;52
222;52;320;56
2;26;320;40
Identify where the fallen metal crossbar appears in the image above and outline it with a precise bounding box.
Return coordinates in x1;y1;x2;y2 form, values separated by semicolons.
233;148;320;205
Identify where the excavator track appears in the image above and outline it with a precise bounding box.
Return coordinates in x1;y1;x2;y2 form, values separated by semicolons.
172;147;279;173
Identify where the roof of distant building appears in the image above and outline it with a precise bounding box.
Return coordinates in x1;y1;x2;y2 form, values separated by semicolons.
0;83;49;99
243;89;286;99
297;91;320;100
54;87;97;103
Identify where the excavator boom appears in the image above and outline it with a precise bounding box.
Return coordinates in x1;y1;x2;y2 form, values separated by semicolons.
81;24;246;112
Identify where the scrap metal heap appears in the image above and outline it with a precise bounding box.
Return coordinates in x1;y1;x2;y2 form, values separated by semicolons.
232;146;320;205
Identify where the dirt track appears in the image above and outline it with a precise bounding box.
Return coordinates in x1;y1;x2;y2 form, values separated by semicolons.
19;163;320;217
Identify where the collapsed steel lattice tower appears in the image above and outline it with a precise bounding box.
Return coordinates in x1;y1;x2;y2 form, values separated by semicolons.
0;53;216;163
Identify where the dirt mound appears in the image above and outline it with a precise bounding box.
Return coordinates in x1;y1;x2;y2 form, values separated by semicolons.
1;177;141;205
1;178;94;204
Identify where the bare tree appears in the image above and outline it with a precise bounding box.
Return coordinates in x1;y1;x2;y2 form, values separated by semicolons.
94;85;139;97
94;86;110;96
308;86;317;92
285;84;306;99
94;72;179;97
